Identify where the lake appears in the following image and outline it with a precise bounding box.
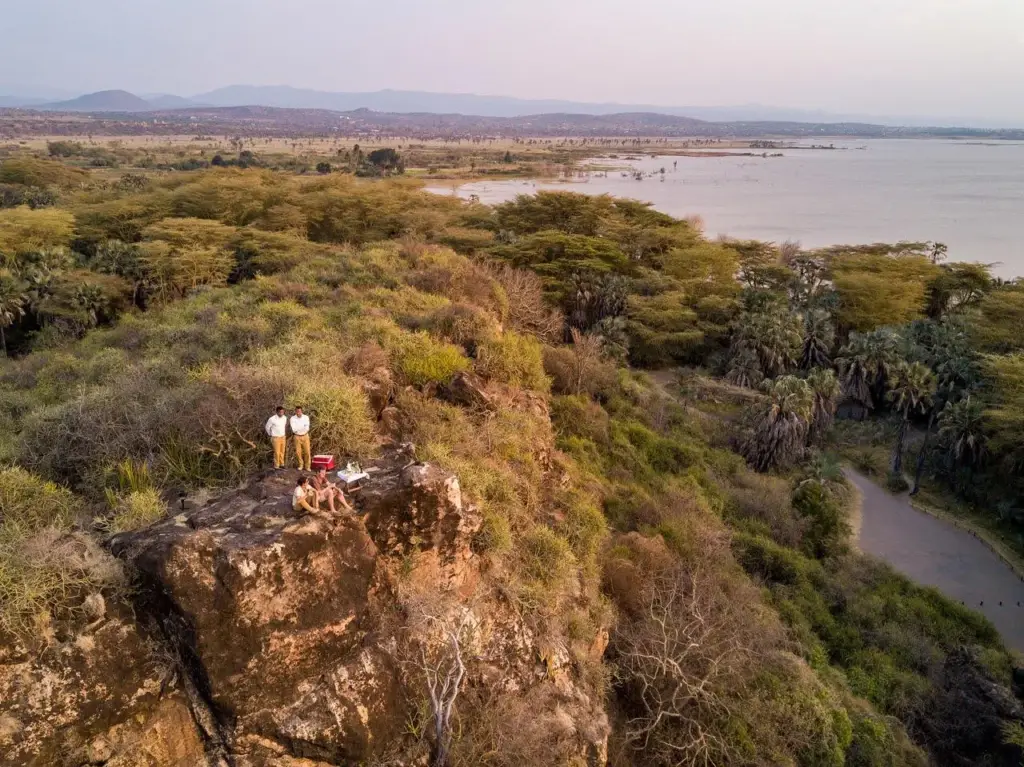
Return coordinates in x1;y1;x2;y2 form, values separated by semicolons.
431;139;1024;279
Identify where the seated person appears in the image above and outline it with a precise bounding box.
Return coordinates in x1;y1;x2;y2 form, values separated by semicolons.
313;467;353;513
292;476;319;514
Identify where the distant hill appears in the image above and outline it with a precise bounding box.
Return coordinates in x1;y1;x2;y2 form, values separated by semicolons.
189;85;1021;129
7;84;1017;128
41;89;153;112
193;85;792;121
10;102;1021;141
145;94;202;110
0;95;47;108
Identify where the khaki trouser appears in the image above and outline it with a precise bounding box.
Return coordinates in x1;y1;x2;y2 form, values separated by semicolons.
271;436;286;468
293;433;311;471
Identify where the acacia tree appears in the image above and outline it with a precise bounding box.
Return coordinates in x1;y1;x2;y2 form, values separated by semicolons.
887;361;936;476
741;376;814;472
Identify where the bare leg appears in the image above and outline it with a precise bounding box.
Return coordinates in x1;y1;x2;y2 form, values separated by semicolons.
337;489;352;511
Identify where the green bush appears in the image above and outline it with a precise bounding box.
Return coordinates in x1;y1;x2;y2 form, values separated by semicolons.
426;302;500;353
884;471;909;493
0;467;79;540
393;331;470;386
550;394;610;445
516;526;573;595
793;482;849;559
475;331;549;391
290;373;377;459
475;510;512;555
558;493;606;567
0;468;122;639
107;488;167;533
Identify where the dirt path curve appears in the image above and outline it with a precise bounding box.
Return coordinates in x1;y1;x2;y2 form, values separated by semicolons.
846;468;1024;651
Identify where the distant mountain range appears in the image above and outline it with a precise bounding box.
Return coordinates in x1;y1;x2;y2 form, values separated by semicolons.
0;86;1018;130
5;102;1022;141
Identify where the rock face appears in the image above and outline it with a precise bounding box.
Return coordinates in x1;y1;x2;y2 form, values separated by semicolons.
111;466;402;764
0;603;206;766
100;446;606;766
2;446;608;765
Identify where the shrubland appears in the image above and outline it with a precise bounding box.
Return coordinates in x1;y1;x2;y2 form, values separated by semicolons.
0;148;1021;766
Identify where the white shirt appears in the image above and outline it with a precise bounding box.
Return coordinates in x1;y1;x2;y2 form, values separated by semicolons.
290;414;310;436
265;414;287;438
292;485;308;506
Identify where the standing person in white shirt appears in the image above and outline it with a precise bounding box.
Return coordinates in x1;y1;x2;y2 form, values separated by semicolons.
290;406;312;471
265;406;288;469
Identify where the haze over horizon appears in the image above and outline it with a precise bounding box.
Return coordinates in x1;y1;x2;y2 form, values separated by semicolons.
3;0;1023;125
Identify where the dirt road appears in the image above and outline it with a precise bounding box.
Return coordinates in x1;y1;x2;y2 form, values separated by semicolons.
847;468;1024;651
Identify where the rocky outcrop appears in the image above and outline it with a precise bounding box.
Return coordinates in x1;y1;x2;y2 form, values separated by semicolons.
56;445;606;767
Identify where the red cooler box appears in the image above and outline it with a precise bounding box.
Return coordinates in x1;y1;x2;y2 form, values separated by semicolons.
311;454;336;471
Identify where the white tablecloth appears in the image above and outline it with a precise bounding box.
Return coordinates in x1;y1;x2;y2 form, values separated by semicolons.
336;470;369;485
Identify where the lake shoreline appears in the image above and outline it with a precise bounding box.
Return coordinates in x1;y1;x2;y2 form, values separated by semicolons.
427;139;1024;280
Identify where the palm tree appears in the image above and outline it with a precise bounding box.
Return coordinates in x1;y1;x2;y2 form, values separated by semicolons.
806;367;841;445
887;361;936;476
733;308;802;379
800;309;834;370
910;345;978;494
0;271;26;356
937;395;986;468
836;329;901;414
741;376;814;472
725;344;763;389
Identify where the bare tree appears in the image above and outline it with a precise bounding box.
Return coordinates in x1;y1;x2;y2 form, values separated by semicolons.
401;595;477;767
567;328;606;396
484;262;564;342
610;552;760;767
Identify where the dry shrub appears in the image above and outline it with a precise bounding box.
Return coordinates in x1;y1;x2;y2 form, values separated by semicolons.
544;332;617;397
475;331;549;391
182;362;298;482
19;360;297;492
289;373;377;460
604;532;783;767
0;466;79;539
0;468;123;641
400;391;548;530
426;302;500;354
725;470;806;548
405;245;508;320
484;262;564;342
451;685;594;767
342;341;390;377
0;530;124;642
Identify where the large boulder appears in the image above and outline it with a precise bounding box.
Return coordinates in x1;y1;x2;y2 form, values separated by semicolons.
110;469;399;764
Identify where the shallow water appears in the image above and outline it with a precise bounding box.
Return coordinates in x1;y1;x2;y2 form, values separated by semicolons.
846;469;1024;651
431;139;1024;279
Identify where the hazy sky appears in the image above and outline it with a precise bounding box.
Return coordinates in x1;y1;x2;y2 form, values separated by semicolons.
3;0;1023;121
